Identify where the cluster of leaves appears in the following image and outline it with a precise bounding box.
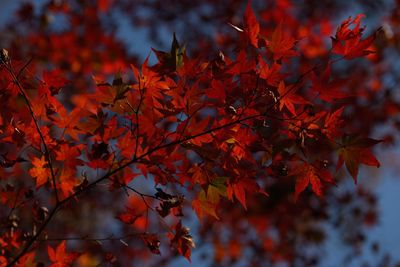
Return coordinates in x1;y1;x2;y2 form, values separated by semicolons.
1;0;399;266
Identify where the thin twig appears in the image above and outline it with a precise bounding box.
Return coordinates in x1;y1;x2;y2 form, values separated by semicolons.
16;58;33;79
37;232;144;242
134;75;145;160
118;181;175;234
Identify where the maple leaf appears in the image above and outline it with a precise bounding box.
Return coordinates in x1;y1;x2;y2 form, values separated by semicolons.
0;231;21;250
117;132;137;159
292;162;335;200
155;188;185;217
277;81;308;115
76;254;101;267
310;65;349;102
16;252;36;267
23;123;56;150
29;156;50;188
227;178;268;210
258;57;285;86
57;168;79;198
52;107;86;140
42;69;67;95
228;49;256;75
141;233;161;255
131;58;169;92
170;221;195;262
116;212;142;225
243;1;260;48
336;135;381;183
192;195;219;220
0;256;6;266
152;33;186;71
331;14;377;59
33;70;65;117
206;79;226;100
48;241;80;267
55;143;83;168
0;69;20;97
182;116;213;146
268;22;298;60
116;196;147;231
322;107;345;139
109;167;140;189
188;165;208;185
207;176;228;202
93;73;131;106
192;176;228;220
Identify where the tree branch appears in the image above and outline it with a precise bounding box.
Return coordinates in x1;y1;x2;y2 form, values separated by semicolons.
2;59;60;204
6;56;345;266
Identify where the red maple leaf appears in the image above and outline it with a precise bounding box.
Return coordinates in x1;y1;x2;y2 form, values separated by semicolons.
331;14;377;59
16;252;36;267
243;1;260;48
277;81;308;115
258;57;285;86
169;221;196;262
336;135;381;183
227;178;268;210
323;107;345;139
48;241;80;267
268;22;298;60
292;162;335;200
310;64;349;102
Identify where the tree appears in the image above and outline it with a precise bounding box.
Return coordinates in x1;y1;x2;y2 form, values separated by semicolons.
0;0;399;266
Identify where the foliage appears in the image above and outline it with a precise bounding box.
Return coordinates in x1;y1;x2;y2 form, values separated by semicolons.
1;0;399;266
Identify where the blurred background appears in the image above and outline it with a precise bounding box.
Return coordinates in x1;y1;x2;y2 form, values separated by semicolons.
1;0;400;266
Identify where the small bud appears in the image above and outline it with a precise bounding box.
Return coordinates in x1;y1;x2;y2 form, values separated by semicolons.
323;160;329;168
268;91;278;103
0;49;9;63
38;207;49;221
218;50;225;62
226;105;237;115
279;164;288;176
23;232;32;241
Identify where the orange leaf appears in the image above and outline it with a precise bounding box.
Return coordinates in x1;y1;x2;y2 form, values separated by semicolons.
29;156;50;188
192;197;219;220
48;241;79;267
